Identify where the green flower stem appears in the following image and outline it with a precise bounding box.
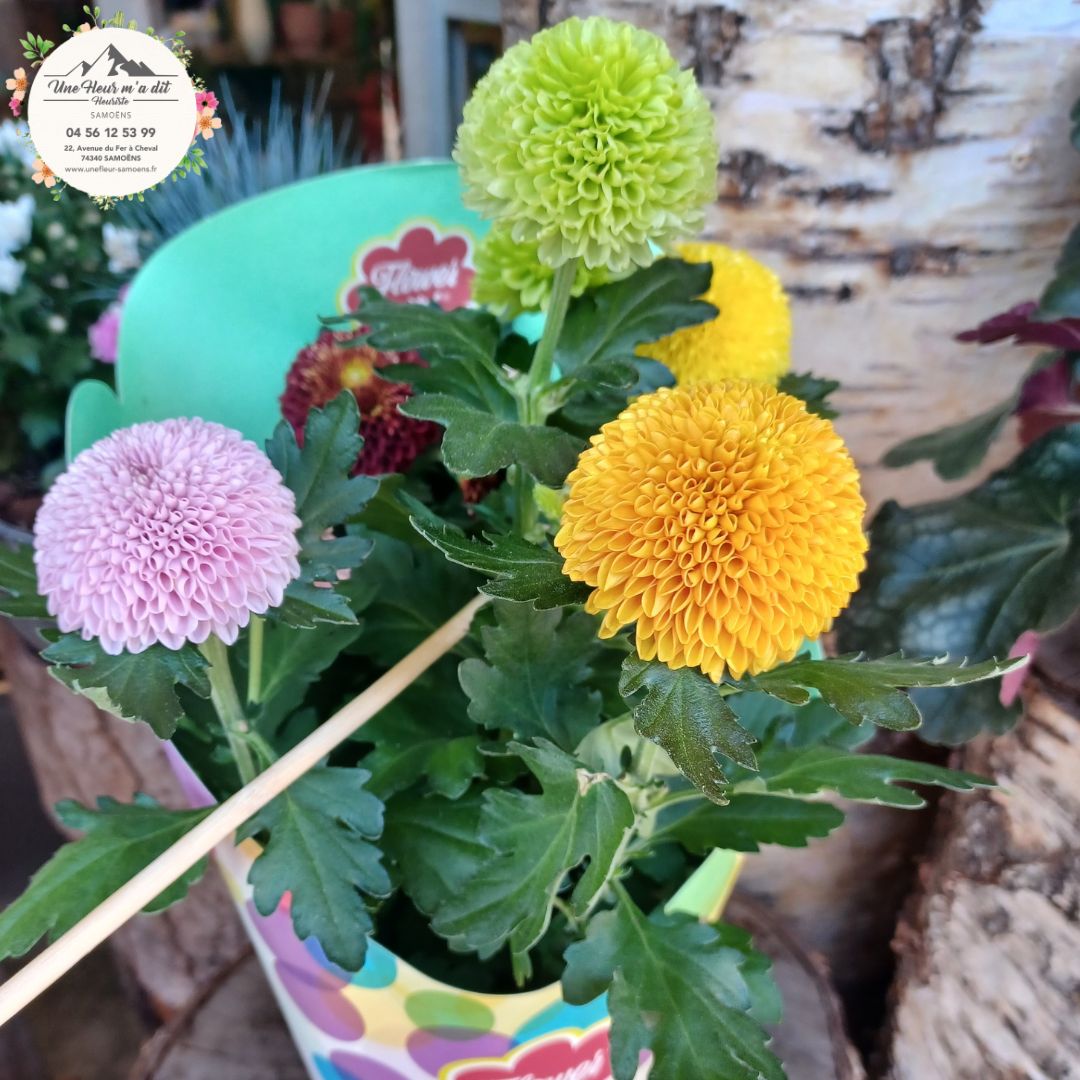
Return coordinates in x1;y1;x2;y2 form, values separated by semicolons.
199;636;258;786
513;258;579;539
247;615;265;706
525;258;578;423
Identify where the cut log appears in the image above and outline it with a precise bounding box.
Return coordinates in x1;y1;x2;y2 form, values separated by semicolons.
884;669;1080;1079
727;895;867;1080
128;951;306;1080
500;0;1080;512
0;619;249;1020
735;786;933;994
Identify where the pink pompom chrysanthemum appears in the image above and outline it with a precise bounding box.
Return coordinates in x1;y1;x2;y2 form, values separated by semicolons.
34;418;301;655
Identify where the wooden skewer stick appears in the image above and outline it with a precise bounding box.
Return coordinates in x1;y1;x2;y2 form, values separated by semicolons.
0;593;490;1028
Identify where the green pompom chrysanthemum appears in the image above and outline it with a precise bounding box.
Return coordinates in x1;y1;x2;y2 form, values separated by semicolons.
472;224;616;317
454;17;718;273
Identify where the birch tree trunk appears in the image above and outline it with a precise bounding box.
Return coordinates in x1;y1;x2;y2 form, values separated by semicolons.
502;0;1080;510
884;666;1080;1079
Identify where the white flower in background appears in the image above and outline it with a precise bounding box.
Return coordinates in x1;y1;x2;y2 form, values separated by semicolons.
102;223;141;274
27;247;44;263
45;221;65;241
50;273;69;289
0;193;33;256
46;313;67;334
0;253;25;294
0;120;34;165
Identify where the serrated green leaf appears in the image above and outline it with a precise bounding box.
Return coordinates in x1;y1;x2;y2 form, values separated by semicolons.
459;601;603;751
409;513;589;608
241;767;390;972
357;680;483;800
839;426;1080;742
42;635;211;738
266;392;376;625
620;656;757;804
555;258;714;376
352;534;481;665
333;289;513;413
741;653;1024;733
252;620;362;739
431;740;634;979
0;796;211;960
760;747;992;808
562;896;783;1080
382;793;489;917
401;393;585;486
656;793;845;853
777;371;841;420
0;541;48;619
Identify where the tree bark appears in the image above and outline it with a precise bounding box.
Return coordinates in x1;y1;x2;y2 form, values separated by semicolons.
128;951;307;1080
501;0;1080;512
727;896;867;1080
0;620;248;1020
884;669;1080;1079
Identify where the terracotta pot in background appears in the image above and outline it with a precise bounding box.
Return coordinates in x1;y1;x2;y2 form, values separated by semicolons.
280;2;325;58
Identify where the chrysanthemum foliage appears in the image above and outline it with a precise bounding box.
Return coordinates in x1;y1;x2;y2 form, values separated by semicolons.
0;16;1026;1080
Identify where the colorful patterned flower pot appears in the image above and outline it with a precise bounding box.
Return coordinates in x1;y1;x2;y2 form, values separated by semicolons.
167;746;624;1080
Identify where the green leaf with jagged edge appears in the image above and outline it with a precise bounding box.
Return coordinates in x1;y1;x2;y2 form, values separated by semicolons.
739;653;1025;733
382;793;490;920
400;394;585;487
562;895;784;1080
759;747;992;808
241;767;390;972
778;371;841;420
249;620;362;741
654;793;845;853
619;656;758;805
356;680;484;800
0;796;211;961
554;258;714;377
409;511;589;608
327;288;513;413
0;541;48;619
351;533;481;666
777;373;842;419
459;601;604;752
265;392;378;628
42;635;211;738
839;425;1080;742
431;740;634;981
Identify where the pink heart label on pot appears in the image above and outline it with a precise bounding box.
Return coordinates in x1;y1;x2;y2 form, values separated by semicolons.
441;1022;612;1080
340;222;476;311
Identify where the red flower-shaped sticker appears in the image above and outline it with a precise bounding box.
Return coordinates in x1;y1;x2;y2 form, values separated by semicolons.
342;223;476;311
442;1024;613;1080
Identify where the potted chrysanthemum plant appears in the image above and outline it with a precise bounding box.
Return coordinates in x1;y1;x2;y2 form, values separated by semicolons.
0;16;1021;1080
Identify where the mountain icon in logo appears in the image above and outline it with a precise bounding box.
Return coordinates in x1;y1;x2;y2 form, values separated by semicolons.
65;43;162;78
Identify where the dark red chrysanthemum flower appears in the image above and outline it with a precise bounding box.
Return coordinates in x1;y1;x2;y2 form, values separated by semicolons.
281;330;441;476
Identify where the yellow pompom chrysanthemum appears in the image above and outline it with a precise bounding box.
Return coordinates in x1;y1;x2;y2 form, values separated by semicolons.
640;243;792;386
555;382;867;681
